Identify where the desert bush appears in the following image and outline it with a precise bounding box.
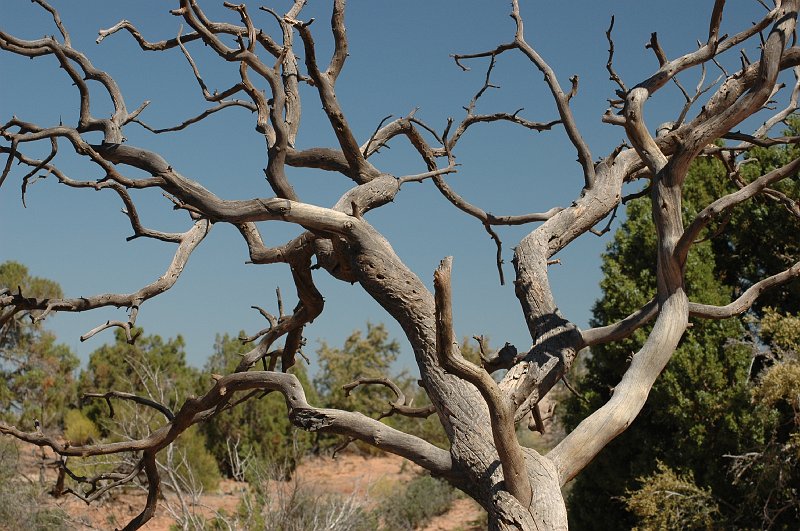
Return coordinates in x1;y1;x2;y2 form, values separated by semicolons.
0;439;70;530
622;461;720;531
219;458;376;531
63;408;99;446
378;474;458;530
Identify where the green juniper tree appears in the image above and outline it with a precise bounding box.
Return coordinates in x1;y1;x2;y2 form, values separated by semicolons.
78;329;221;491
201;333;316;477
315;323;401;414
565;142;800;528
0;261;78;430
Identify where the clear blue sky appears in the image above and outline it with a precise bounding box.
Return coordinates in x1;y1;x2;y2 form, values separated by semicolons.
0;1;772;371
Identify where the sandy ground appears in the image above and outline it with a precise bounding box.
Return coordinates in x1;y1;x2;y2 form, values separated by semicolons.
18;446;483;530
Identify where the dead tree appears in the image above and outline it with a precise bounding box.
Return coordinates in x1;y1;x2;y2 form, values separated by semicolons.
2;1;800;529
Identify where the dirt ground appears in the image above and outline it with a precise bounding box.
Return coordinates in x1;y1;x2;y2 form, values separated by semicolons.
19;446;483;530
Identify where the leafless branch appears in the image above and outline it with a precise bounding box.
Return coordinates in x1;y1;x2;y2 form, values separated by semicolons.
689;261;800;319
343;377;437;419
510;0;595;189
82;391;176;422
434;257;532;508
677;156;800;258
606;16;627;93
1;219;210;342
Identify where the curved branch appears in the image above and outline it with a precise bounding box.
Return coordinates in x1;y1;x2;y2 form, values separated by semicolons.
510;0;595;189
133;100;256;134
1;219;210;340
550;292;689;484
59;458;144;504
97;15;281;57
677;156;800;259
689;261;800;319
579;299;659;349
434;257;532;508
343;377;437;419
290;19;377;183
83;391;175;422
328;0;348;80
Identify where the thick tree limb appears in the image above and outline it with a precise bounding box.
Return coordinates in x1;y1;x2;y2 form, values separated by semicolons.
579;299;659;349
434;257;533;508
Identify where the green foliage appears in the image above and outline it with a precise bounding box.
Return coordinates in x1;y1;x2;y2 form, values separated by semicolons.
759;308;800;353
563;159;768;529
622;462;720;531
315;323;400;413
755;360;800;411
201;333;315;476
0;261;79;430
78;328;201;437
63;408;99;445
377;474;458;530
0;261;63;349
727;360;800;528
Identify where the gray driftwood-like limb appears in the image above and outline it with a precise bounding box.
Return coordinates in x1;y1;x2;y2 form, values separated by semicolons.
289;14;377;184
1;219;210;340
510;0;595;189
343;377;437;419
677;156;800;257
0;368;454;523
579;299;659;349
689;262;800;319
434;257;533;509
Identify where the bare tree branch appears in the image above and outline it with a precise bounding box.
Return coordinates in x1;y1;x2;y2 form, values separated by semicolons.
510;0;595;189
82;391;176;423
434;257;532;508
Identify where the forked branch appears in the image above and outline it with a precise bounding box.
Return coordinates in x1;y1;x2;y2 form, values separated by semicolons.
434;257;532;508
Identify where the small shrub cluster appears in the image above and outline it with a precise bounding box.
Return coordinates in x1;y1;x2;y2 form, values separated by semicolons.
377;474;459;530
63;408;99;445
622;461;720;531
0;439;70;530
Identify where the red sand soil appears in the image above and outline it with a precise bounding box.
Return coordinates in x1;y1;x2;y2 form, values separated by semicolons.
18;446;483;530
